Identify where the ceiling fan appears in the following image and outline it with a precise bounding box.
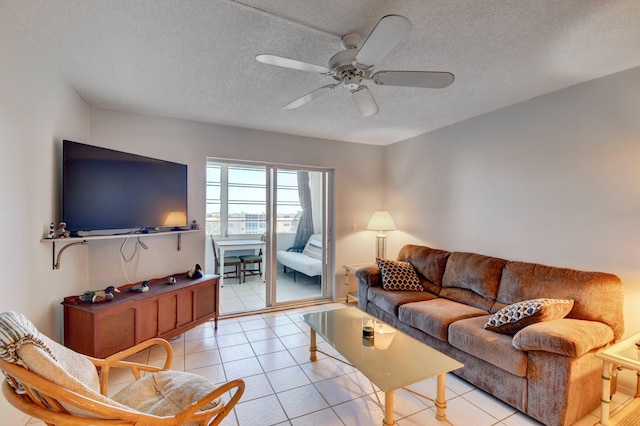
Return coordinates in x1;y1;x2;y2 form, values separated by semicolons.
256;15;455;117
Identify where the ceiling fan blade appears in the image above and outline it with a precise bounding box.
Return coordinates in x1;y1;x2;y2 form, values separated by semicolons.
351;86;379;117
372;71;455;89
282;84;338;110
256;54;333;75
354;15;411;70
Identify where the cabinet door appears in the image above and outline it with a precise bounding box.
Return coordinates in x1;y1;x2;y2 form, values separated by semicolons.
158;294;178;335
194;280;216;320
136;299;159;343
96;305;135;358
177;290;193;327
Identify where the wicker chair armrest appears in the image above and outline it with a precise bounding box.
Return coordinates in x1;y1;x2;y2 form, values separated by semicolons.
90;338;174;395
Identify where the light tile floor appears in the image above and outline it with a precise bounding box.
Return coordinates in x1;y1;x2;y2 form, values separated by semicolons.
220;266;324;315
29;303;634;426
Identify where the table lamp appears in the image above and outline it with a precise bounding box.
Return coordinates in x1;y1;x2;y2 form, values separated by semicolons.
366;210;397;259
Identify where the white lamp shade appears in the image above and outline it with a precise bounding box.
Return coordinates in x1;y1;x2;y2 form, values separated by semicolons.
366;211;397;231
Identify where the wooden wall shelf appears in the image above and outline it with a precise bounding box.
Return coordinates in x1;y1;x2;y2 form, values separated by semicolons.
41;229;201;269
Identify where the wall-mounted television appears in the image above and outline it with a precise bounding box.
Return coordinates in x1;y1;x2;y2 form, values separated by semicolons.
63;140;188;236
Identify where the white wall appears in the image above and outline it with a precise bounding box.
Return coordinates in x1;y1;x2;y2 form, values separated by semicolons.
0;6;92;424
87;109;385;298
384;65;640;389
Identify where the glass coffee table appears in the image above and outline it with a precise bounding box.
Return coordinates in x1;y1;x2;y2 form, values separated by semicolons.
302;307;463;426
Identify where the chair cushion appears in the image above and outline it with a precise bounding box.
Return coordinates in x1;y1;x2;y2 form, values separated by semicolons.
0;311;57;366
239;254;261;262
111;370;221;418
222;256;241;264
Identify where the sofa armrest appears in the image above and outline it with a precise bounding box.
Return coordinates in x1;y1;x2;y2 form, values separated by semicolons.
355;265;380;311
512;318;614;357
355;265;381;288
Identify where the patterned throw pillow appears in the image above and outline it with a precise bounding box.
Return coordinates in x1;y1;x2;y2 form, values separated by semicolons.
484;298;574;335
377;258;423;291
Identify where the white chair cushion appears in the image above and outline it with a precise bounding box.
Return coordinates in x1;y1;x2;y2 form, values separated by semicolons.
111;370;221;419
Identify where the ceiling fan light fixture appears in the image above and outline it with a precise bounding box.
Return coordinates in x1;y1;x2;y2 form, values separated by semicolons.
351;86;379;117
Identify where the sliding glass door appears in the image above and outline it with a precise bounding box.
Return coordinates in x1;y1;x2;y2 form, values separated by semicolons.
206;160;332;315
272;167;328;305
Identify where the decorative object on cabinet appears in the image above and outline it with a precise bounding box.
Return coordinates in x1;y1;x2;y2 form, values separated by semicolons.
78;286;121;303
0;311;243;426
128;281;149;293
188;263;203;279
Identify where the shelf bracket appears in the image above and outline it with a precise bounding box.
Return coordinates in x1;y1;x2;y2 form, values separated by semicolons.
177;233;182;251
53;240;88;270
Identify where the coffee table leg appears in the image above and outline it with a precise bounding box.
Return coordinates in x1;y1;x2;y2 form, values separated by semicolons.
435;373;447;420
384;390;396;426
309;328;317;361
599;361;612;425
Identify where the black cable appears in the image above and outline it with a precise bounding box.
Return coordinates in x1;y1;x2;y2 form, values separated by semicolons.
120;237;148;262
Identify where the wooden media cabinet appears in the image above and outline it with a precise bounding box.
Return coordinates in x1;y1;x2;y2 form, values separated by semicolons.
62;273;219;358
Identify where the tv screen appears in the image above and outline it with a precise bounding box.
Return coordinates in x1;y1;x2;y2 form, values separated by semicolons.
63;140;188;235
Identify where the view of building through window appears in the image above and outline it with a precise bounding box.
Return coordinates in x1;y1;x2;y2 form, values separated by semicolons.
205;163;303;236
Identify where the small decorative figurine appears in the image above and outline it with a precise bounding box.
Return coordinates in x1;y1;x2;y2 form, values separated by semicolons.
45;222;55;239
188;263;203;279
79;286;120;303
129;281;149;293
190;219;200;230
167;276;177;285
56;222;70;238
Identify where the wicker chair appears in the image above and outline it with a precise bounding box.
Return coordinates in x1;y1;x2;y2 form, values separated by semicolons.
0;311;244;426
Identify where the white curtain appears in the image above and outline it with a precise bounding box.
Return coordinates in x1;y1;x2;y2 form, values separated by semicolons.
310;171;323;234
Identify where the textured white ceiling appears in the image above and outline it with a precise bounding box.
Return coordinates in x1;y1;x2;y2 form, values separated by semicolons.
2;0;640;145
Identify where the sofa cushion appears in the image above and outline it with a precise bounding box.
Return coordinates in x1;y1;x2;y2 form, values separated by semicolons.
512;318;614;357
440;252;507;311
449;316;528;377
397;245;451;294
276;250;322;277
484;298;574;335
398;299;488;341
367;286;437;317
302;234;322;260
377;258;422;291
495;261;624;339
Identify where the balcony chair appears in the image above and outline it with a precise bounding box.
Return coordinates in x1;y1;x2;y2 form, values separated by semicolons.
239;233;265;283
0;311;244;426
210;235;242;284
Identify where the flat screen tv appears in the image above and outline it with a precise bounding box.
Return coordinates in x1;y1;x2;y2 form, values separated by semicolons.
63;140;188;235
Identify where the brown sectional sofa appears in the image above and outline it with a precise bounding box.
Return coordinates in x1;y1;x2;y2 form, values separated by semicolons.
356;244;624;426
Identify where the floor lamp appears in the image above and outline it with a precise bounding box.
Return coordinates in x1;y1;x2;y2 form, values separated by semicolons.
366;211;397;259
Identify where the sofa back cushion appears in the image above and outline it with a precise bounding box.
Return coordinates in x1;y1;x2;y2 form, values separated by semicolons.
494;261;624;339
396;245;451;295
440;252;507;311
